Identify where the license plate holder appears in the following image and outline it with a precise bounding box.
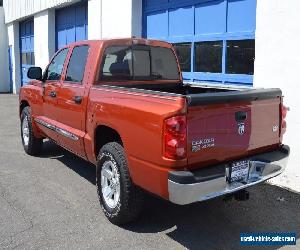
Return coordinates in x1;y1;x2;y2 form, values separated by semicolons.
228;160;250;183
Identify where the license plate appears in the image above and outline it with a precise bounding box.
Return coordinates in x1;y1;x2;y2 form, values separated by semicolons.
229;160;249;183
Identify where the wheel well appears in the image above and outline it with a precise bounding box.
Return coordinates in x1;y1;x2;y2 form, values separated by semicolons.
95;125;123;157
20;100;29;117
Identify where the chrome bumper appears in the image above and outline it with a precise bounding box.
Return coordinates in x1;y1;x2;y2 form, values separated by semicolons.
168;145;290;205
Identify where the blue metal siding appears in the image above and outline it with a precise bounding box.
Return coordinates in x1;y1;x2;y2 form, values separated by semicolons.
195;1;226;35
55;2;88;50
20;19;34;86
8;46;13;93
227;0;257;33
142;0;256;85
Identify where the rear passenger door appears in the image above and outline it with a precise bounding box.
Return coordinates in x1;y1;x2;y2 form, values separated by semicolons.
56;45;90;158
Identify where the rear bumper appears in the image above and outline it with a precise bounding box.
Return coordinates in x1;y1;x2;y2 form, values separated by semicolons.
168;145;290;205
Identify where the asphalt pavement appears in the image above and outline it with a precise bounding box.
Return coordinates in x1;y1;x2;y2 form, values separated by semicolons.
0;94;299;250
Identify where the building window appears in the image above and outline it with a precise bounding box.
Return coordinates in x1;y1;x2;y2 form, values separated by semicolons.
0;0;3;7
173;43;191;72
21;52;35;65
226;39;255;75
195;41;223;73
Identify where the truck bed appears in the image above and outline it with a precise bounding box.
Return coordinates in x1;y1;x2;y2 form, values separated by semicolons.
108;82;282;169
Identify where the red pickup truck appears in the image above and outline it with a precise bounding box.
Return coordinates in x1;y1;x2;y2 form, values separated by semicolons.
19;38;289;225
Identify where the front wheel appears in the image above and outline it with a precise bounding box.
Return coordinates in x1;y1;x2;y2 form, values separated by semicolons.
21;106;43;155
96;142;144;225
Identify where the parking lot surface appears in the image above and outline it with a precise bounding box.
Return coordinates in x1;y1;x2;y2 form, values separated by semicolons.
0;94;299;249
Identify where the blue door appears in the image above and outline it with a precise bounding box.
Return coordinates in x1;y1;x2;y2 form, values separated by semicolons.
55;2;88;50
143;0;256;86
8;46;13;93
20;19;34;86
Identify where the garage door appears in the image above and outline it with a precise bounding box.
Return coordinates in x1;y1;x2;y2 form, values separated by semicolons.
55;2;88;50
143;0;256;85
20;19;34;86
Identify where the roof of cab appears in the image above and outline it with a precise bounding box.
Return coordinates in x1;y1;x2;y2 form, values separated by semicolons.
62;38;173;49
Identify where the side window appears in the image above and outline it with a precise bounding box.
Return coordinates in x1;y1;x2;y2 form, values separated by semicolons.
226;39;255;75
65;46;90;83
195;41;223;73
173;43;191;72
46;48;69;81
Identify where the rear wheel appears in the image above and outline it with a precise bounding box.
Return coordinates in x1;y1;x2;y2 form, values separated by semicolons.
96;142;144;225
21;106;43;155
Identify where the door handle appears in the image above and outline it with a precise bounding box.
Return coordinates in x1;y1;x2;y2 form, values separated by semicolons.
49;91;56;98
73;96;82;104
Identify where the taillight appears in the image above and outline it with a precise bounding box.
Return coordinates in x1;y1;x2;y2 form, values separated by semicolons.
163;115;187;160
281;103;289;134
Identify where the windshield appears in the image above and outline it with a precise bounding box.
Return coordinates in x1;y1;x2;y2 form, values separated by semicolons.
99;45;180;81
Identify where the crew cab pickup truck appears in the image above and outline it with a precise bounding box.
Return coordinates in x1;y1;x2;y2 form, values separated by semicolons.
19;38;289;225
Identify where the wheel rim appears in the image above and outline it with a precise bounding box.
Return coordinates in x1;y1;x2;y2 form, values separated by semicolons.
22;116;29;146
101;160;120;209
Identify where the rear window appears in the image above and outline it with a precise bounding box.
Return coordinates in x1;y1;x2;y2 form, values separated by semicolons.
99;45;179;81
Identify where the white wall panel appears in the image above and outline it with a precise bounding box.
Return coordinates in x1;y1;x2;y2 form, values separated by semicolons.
254;0;300;192
101;0;142;38
34;10;56;71
88;0;102;39
102;0;132;38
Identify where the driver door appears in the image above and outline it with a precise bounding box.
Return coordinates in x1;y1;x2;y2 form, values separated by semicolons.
36;48;69;141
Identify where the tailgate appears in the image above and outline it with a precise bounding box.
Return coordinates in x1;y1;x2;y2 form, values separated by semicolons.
186;88;282;167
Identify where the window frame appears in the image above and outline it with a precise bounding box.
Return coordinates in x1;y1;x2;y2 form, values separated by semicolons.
63;45;90;85
172;37;255;85
225;39;255;75
194;40;223;73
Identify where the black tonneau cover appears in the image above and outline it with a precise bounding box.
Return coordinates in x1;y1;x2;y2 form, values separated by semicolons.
186;88;282;106
96;85;282;106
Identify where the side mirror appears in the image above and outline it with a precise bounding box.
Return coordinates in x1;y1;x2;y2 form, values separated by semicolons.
27;67;43;81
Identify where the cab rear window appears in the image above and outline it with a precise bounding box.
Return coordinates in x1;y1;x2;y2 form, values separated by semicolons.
99;45;179;81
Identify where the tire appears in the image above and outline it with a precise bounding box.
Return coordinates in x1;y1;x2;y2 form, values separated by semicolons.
96;142;144;225
20;106;43;155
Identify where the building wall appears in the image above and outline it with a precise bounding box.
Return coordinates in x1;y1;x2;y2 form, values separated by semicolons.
3;0;79;24
0;7;9;92
102;0;133;38
255;0;300;192
142;0;256;85
34;10;56;71
88;0;102;40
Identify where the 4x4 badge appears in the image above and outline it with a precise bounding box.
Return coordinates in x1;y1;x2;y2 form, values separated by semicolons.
238;123;245;135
